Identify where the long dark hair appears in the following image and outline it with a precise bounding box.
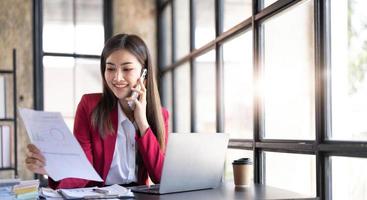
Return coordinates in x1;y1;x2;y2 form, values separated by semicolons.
91;33;165;149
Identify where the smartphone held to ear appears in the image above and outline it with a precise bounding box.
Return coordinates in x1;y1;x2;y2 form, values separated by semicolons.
127;69;147;110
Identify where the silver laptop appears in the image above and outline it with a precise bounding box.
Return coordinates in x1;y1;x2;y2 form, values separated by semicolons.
131;133;229;194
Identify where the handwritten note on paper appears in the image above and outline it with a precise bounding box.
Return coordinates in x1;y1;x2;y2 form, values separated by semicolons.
19;108;103;182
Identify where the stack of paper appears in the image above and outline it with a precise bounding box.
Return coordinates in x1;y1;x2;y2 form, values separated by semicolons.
59;184;134;199
13;179;40;200
0;186;15;200
39;187;63;199
0;179;20;200
39;184;134;199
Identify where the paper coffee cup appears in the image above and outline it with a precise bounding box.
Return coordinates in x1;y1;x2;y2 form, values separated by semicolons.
232;158;252;187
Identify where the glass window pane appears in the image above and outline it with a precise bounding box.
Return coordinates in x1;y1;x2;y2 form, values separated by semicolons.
330;0;367;141
263;0;278;8
43;56;75;117
174;0;190;60
75;58;102;108
75;0;104;55
43;0;74;53
331;156;367;200
195;50;216;132
161;72;173;133
162;5;172;68
264;152;316;196
64;117;75;132
223;0;252;31
174;63;191;133
43;0;104;55
224;149;253;181
223;31;253;139
194;0;215;48
262;0;315;140
75;0;103;24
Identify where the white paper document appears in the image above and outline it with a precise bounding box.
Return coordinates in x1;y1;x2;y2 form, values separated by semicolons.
58;184;134;199
19;108;103;182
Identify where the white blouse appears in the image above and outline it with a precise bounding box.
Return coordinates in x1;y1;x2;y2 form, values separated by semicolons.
105;103;137;185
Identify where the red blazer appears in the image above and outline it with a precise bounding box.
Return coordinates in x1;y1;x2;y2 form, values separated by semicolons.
49;93;169;189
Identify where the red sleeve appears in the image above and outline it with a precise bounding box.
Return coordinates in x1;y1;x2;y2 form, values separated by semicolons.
48;95;94;189
135;108;169;183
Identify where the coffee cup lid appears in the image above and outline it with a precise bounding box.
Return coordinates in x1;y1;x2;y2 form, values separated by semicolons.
232;158;252;165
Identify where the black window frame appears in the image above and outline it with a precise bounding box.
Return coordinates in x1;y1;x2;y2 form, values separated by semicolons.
157;0;367;199
33;0;113;111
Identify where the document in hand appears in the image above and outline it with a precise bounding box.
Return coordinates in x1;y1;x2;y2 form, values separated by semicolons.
58;184;134;199
19;108;103;182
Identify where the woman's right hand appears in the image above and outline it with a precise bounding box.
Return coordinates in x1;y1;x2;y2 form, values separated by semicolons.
25;144;47;175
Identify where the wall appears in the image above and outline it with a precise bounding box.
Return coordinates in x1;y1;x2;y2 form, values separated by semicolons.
113;0;157;68
0;0;34;179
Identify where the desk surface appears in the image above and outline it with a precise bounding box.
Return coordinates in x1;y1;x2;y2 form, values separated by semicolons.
131;182;319;200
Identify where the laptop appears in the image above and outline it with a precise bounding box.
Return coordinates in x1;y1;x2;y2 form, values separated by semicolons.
131;133;229;195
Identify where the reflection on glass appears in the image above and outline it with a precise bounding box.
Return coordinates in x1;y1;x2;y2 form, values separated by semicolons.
161;72;173;133
330;0;367;141
223;0;252;31
195;50;216;132
75;58;102;108
43;56;75;117
224;149;253;181
174;0;190;60
162;5;172;67
223;31;253;139
174;63;191;133
194;0;215;48
264;152;316;196
331;156;367;200
43;0;104;54
262;0;315;140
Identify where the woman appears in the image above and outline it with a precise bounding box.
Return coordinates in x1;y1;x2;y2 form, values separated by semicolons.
25;33;169;189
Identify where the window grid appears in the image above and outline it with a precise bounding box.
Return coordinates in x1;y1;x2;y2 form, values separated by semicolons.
34;0;112;111
157;0;367;199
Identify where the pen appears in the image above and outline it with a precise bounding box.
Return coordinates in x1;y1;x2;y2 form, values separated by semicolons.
92;188;110;195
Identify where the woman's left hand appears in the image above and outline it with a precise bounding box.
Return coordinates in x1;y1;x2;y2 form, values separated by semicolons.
127;78;150;136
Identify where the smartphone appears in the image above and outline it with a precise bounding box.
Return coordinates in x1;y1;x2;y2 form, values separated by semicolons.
127;69;148;110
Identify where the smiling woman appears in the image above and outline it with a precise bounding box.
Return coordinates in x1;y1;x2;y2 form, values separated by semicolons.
92;34;166;142
25;34;170;189
104;49;144;101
